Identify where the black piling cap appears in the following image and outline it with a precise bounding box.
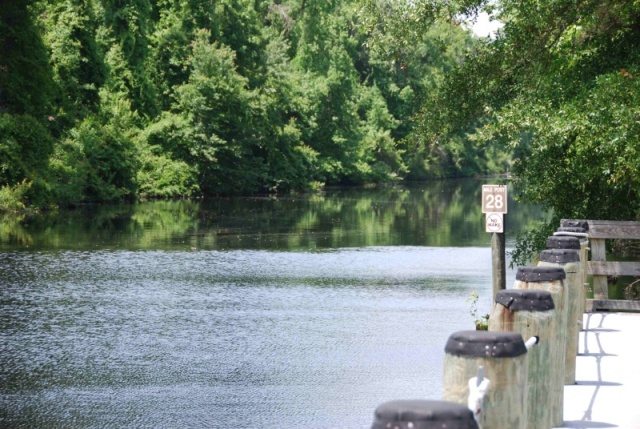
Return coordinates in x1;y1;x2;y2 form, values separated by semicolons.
558;226;587;234
445;330;527;358
561;220;589;231
547;235;581;250
516;266;566;282
539;249;580;264
371;400;479;429
556;226;587;234
495;289;555;312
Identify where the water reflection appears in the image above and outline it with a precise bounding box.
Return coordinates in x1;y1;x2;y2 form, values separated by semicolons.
0;179;539;251
0;179;542;428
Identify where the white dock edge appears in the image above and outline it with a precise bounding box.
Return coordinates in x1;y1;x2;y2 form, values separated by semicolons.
558;312;640;428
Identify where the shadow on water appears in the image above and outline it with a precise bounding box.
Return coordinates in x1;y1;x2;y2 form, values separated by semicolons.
0;179;542;251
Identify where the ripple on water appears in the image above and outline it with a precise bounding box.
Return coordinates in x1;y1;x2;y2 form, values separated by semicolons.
1;247;496;428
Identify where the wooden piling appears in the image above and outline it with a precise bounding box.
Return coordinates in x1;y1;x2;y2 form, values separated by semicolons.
513;266;567;427
553;224;590;317
538;249;581;385
443;330;528;429
590;237;609;299
492;231;507;300
489;289;555;429
579;239;589;317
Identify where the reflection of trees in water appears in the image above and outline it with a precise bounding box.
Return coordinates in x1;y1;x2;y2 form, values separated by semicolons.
0;213;33;247
0;180;542;251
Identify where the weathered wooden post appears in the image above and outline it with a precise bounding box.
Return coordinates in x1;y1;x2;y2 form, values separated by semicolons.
491;230;506;300
578;236;589;313
371;399;479;429
489;289;555;429
537;248;582;385
513;266;567;427
546;235;586;317
556;222;590;313
443;331;528;429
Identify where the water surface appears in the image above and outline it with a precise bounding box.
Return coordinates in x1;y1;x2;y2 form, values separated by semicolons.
0;180;541;428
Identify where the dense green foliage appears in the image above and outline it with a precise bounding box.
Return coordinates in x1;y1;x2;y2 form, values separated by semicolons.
354;0;640;263
461;0;640;219
380;0;640;263
1;0;509;210
4;0;638;268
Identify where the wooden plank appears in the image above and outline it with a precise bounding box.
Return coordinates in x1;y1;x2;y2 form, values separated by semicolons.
586;220;640;239
588;299;640;312
586;220;640;226
591;238;609;299
562;219;640;227
588;261;640;276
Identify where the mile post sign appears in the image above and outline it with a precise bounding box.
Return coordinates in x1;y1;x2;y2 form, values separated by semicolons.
482;185;507;233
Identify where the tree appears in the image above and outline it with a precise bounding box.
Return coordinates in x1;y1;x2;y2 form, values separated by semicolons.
3;0;526;211
0;0;54;118
434;0;640;262
0;1;56;208
40;0;106;124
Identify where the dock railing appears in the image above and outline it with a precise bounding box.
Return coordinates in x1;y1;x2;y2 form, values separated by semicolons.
563;219;640;312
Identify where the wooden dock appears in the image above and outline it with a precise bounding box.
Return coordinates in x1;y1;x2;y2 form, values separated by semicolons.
559;312;640;428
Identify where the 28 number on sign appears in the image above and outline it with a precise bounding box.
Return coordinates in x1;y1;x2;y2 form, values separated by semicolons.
485;194;505;211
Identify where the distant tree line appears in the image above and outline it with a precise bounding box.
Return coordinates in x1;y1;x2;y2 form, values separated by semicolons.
0;0;512;211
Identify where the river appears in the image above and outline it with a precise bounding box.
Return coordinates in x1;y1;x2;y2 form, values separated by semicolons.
0;179;543;428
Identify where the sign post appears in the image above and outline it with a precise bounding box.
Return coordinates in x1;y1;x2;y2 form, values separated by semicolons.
482;185;508;300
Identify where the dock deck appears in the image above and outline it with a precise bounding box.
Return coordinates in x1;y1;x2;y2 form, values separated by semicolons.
559;312;640;428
